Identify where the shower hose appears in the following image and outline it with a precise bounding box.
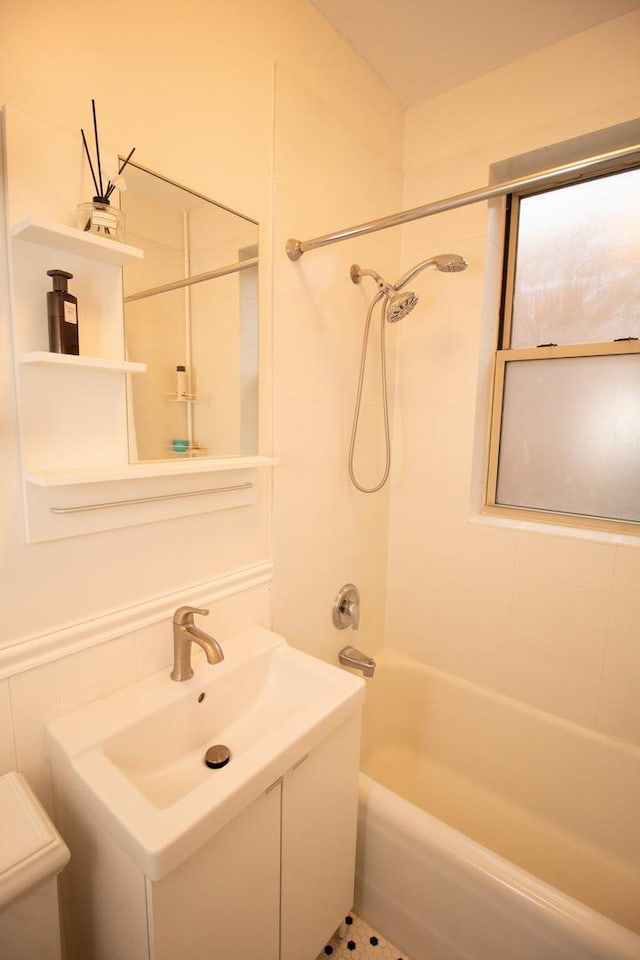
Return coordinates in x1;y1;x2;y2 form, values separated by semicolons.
348;291;392;493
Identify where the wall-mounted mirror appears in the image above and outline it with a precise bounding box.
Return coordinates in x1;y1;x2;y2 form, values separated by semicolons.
121;162;259;462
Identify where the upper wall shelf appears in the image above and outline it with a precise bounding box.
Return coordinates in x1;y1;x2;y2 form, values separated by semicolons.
11;216;144;266
25;456;279;487
19;352;147;374
3;107;271;542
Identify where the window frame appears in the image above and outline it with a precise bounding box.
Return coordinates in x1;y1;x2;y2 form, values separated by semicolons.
484;173;640;537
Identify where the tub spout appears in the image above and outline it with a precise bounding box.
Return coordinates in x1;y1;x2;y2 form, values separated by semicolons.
339;645;376;677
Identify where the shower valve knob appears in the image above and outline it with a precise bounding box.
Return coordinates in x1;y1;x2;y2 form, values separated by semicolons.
333;583;360;630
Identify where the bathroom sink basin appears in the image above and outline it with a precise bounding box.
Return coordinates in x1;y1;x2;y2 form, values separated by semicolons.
104;637;330;808
46;627;364;880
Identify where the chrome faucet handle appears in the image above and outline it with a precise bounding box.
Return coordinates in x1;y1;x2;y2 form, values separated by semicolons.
173;605;209;625
332;584;360;630
345;598;360;630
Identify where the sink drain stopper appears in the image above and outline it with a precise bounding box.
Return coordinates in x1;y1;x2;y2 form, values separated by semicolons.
205;744;231;769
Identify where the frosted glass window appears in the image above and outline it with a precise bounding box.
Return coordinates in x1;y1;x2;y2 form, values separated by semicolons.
510;168;640;348
488;159;640;531
496;354;640;522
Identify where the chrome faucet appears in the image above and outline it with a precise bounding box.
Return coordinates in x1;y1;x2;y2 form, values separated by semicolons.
339;645;376;677
171;606;224;681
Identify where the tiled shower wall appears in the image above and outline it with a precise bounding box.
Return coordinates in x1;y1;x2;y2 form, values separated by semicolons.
386;10;640;745
270;65;403;663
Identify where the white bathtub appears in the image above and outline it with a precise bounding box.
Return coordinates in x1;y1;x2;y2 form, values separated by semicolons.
354;650;640;960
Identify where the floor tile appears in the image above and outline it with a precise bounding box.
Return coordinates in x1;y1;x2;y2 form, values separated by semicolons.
316;912;412;960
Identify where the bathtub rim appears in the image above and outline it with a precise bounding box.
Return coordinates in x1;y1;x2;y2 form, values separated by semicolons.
358;772;640;960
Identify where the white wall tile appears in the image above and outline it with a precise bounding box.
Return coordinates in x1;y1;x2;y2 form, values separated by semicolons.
604;583;640;687
505;652;600;728
510;576;609;679
415;621;511;692
9;661;60;814
202;583;272;640
99;634;139;697
514;533;616;594
597;676;640;744
392;404;477;486
273;561;385;668
271;65;400;663
0;679;17;774
57;647;102;715
136;620;173;678
273;398;340;500
611;545;640;595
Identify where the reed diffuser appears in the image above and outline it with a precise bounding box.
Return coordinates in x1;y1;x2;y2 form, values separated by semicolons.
76;100;135;242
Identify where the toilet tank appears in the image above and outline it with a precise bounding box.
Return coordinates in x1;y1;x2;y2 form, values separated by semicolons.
0;772;70;960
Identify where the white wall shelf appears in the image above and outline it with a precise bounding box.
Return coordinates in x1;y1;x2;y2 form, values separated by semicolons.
25;456;279;487
19;352;147;374
4;107;273;542
12;216;143;265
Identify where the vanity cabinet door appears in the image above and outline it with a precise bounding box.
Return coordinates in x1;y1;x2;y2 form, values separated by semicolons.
280;713;361;960
148;785;281;960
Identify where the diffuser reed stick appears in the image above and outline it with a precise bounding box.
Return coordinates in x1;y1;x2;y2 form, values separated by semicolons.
80;128;100;197
79;100;135;239
91;99;104;197
105;146;136;200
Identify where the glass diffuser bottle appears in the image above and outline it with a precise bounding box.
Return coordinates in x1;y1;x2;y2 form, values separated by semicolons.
76;196;125;242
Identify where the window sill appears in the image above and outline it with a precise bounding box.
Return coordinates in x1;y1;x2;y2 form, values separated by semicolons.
472;507;640;548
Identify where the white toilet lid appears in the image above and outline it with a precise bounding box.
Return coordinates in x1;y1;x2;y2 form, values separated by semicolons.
0;772;70;908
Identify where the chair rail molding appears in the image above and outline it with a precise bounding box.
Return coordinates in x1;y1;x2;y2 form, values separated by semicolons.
0;561;273;680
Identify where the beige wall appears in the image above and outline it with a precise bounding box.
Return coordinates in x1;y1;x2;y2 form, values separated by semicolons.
387;10;640;744
0;0;401;647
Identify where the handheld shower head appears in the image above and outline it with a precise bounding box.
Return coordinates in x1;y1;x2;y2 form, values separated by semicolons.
348;250;468;494
353;253;467;296
394;253;467;290
434;253;468;272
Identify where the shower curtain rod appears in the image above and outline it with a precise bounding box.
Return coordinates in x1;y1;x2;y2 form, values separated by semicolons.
285;142;640;260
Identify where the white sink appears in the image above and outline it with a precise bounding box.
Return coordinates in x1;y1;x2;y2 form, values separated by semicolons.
46;627;364;880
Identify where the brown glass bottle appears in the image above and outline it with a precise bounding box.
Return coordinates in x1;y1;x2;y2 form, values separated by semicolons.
47;269;79;355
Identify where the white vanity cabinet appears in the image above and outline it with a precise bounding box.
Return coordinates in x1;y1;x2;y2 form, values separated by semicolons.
56;712;362;960
148;785;281;960
280;714;361;960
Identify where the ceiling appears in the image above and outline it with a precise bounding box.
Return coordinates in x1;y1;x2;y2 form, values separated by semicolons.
308;0;640;106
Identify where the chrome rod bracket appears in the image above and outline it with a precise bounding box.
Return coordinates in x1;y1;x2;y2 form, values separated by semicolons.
285;238;303;261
